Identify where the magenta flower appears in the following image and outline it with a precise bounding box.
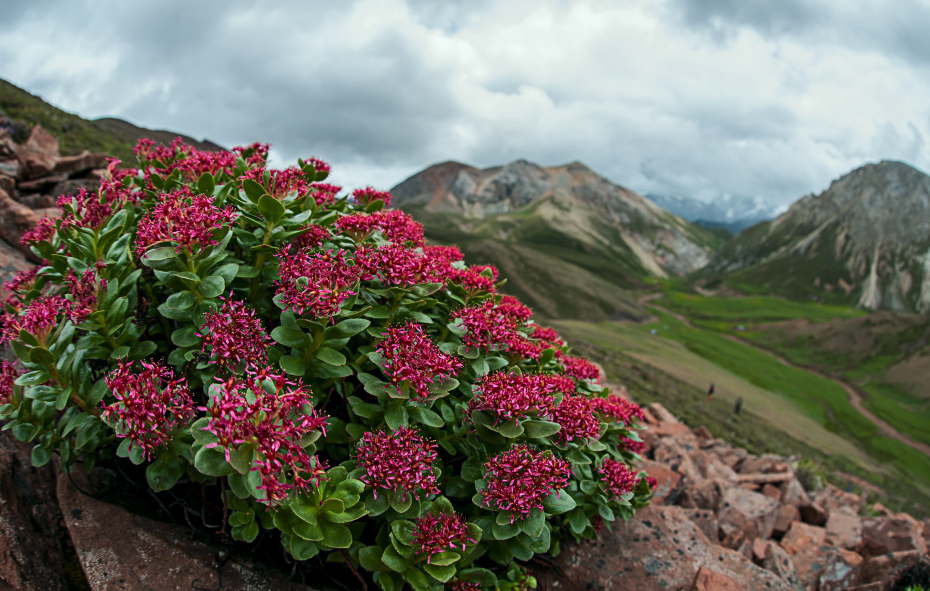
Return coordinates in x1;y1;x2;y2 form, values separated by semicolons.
67;270;105;323
551;394;601;444
56;188;114;230
496;295;532;322
309;183;342;207
481;445;571;518
336;210;424;246
450;582;482;591
1;295;69;346
231;142;270;166
591;394;645;426
20;217;56;246
351;186;393;208
531;325;562;347
412;510;474;564
620;435;646;455
275;245;361;320
241;167;308;200
304;157;330;176
203;367;329;503
448;266;496;294
0;360;21;405
355;427;440;500
197;295;271;366
468;372;574;424
135;189;237;257
598;458;638;499
376;322;462;400
102;360;195;459
558;353;601;382
3;268;39;304
355;244;443;288
501;334;543;362
174;148;236;180
295;224;330;249
450;301;512;351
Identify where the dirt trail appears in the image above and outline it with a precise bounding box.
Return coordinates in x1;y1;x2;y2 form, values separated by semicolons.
639;293;930;458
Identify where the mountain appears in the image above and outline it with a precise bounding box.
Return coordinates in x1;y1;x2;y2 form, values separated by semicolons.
391;160;725;320
646;193;780;233
701;160;930;312
0;78;221;163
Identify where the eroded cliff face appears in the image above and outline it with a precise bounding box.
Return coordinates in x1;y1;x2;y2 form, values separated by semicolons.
704;160;930;312
391;159;718;278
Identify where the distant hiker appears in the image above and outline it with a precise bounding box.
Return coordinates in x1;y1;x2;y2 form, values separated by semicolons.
734;397;743;415
706;383;715;402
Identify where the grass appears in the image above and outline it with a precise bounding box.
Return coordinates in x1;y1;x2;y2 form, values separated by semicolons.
658;291;865;324
552;319;930;518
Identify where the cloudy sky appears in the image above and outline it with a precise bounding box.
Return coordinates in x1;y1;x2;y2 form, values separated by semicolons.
2;0;929;211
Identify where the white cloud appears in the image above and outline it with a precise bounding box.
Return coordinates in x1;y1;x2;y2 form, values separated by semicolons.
1;0;929;208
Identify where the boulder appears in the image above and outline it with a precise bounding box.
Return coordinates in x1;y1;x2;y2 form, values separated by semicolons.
0;159;22;180
817;547;863;591
825;508;862;551
0;173;14;196
798;502;827;526
52;151;108;176
857;550;923;586
693;425;713;440
17;173;67;193
0;238;35;287
652;439;700;480
761;484;782;501
780;476;811;508
639;460;682;505
773;504;800;539
16;125;59;180
814;484;865;516
859;514;928;557
691;566;743;591
683;508;719;543
56;471;312;591
691;450;739;483
716;488;780;549
780;521;828;590
552;505;791;590
0;433;71;590
680;478;728;512
762;542;802;590
0;188;59;258
739;454;789;475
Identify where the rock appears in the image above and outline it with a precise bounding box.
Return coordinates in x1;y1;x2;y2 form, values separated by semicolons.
56;471;312;591
691;450;739;482
653;439;700;480
680;478;728;512
761;484;782;501
717;447;748;471
0;239;34;287
691;566;743;591
683;508;719;543
739;454;789;475
716;488;780;549
773;504;800;539
857;550;923;585
17;173;68;193
0;433;71;590
859;514;928;557
751;538;769;564
817;548;863;591
0;188;59;258
639;460;682;505
15;193;58;209
552;505;791;590
646;402;679;424
814;484;865;515
825;508;862;551
798;502;827;526
0;159;22;181
16;125;59;180
780;476;811;507
762;542;802;590
53;151;108;176
653;421;696;439
50;178;100;199
694;425;713;440
0;174;14;196
780;522;829;591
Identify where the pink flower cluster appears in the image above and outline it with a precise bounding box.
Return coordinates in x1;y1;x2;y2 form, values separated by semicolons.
598;458;638;498
450;582;481;591
67;270;105;323
355;244;443;288
0;360;20;405
304;157;330;176
411;510;474;563
309;183;341;207
232;142;270;167
102;360;195;459
481;444;572;517
591;394;645;426
558;353;601;382
351;186;392;208
135;189;238;257
355;427;440;500
57;188;113;231
1;295;69;345
468;372;575;424
241;167;308;200
295;224;330;249
203;367;329;503
20;217;56;246
336;210;425;246
551;394;601;444
451;298;549;361
275;245;361;320
531;325;563;348
376;322;462;400
198;296;271;366
3;268;39;304
620;435;646;455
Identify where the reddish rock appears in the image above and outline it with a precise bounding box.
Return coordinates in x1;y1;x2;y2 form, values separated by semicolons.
691;566;743;590
818;548;863;591
857;550;923;585
0;159;22;180
552;505;791;590
0;433;71;590
0;188;59;258
16;125;59;180
50;177;100;199
825;508;862;551
798;502;827;526
692;450;739;482
683;508;719;543
15;193;58;209
761;484;782;501
57;472;311;591
52;151;108;176
762;542;802;590
694;425;713;440
814;484;865;515
780;476;811;507
780;522;829;591
751;538;769;564
680;478;728;512
859;514;928;557
773;504;800;539
0;173;13;195
653;421;695;438
647;402;679;424
17;173;67;193
717;488;780;549
739;454;788;475
717;447;748;471
653;439;700;480
0;239;34;288
639;460;682;505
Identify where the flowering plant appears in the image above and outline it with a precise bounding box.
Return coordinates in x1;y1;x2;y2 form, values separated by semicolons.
0;138;654;590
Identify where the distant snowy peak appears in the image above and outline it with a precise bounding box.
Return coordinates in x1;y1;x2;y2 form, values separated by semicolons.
645;193;780;231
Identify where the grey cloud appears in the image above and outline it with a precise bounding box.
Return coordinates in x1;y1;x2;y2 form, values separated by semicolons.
669;0;826;39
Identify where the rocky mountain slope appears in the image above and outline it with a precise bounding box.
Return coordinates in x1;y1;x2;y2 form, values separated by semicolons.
701;160;930;312
391;160;725;320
